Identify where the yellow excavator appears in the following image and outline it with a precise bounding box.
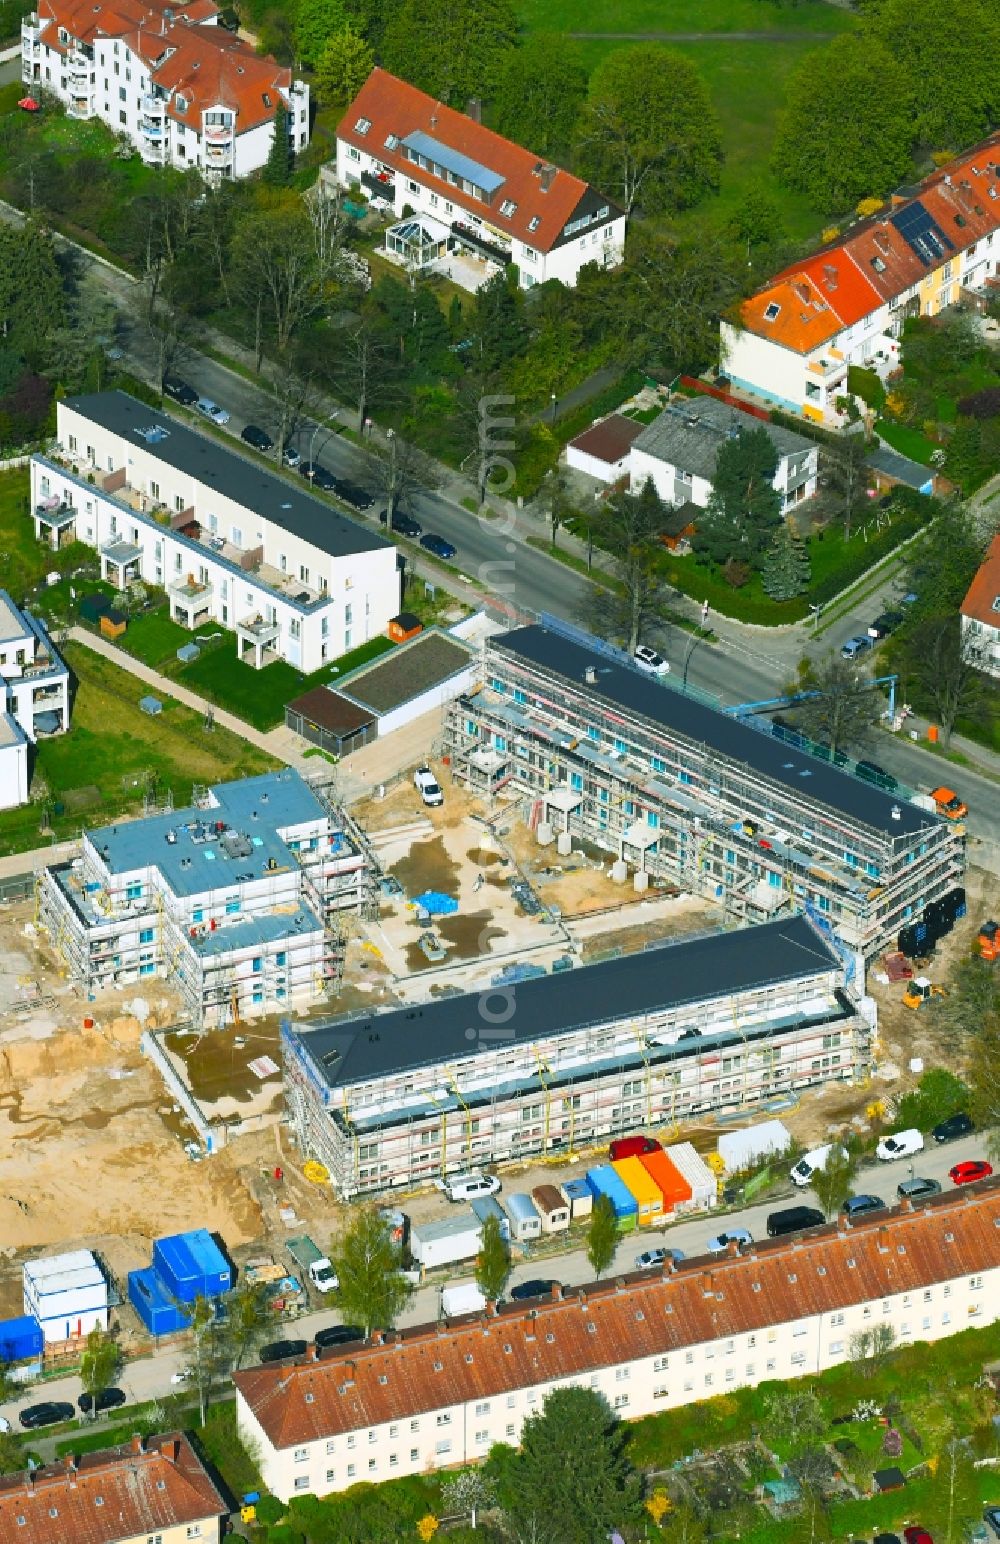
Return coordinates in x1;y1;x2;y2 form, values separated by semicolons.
903;977;948;1009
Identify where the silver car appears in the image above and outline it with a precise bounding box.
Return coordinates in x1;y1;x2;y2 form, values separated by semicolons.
707;1228;752;1254
195;397;230;426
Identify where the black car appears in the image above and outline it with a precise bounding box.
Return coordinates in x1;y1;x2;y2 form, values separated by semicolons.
855;759;898;791
984;1506;1000;1540
335;481;375;510
241;424;274;452
932;1112;974;1143
78;1387;127;1415
869;611;904;639
389;513;422;538
509;1279;560;1302
163;376;198;406
300;463;337;492
420;532;457;560
19;1401;75;1429
315;1324;364;1349
260;1339;309;1363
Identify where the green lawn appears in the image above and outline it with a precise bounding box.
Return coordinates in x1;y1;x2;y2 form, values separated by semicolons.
875;420;939;467
115;608;195;667
516;0;853;36
0;469;95;603
0;644;278;858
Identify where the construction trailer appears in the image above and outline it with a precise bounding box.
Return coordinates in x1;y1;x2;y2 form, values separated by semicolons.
37;770;379;1027
22;1250;110;1345
282;913;872;1199
443;620;964;961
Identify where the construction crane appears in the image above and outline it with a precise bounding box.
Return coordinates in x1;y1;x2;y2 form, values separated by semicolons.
727;676;899;725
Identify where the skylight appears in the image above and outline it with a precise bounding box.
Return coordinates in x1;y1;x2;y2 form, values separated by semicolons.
763;302;781;322
499;199;517;217
528;215;540;232
355;116;372;134
385;132;399;149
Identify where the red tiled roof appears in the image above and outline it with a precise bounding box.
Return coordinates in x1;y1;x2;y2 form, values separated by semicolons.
568;414;644;465
739;131;1000;354
0;1434;226;1544
337;68;619;254
961;531;1000;626
236;1183;1000;1450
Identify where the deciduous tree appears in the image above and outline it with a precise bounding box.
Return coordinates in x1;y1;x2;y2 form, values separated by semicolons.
382;0;518;107
585;477;673;654
586;1194;618;1280
492;33;587;161
475;1213;510;1305
580;45;723;214
233;208;323;357
293;0;349;69
810;1145;857;1220
693;425;783;569
848;1323;897;1380
314;28;375;107
895;616;991;747
331;1207;412;1338
786;655;880;756
863;0;1000;152
80;1326;120;1416
772;35;915;209
822;433;870;541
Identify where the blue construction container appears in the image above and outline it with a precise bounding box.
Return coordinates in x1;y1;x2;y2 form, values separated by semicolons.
0;1315;43;1364
585;1165;639;1231
128;1268;192;1336
152;1230;232;1303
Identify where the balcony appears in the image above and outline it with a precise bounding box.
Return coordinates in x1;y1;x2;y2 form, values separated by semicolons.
806;351;847;382
169;575;213;606
142;94;165;116
204;121;234;143
140;140;166;165
450;220;511;267
140;118;165;139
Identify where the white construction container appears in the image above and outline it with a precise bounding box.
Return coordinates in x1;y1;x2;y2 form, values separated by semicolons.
23;1250;109;1344
505;1193;542;1242
410;1213;483;1271
717;1120;792;1174
664;1142;717;1210
441;1281;487;1318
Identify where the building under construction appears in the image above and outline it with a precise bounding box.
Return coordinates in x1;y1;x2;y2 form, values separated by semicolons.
38;770;379;1026
444;621;964;960
283;914;871;1197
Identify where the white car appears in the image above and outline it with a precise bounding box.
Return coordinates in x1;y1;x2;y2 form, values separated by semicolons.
707;1228;752;1254
876;1127;925;1162
169;1369;190;1385
443;1172;501;1203
0;1415;10;1434
195;397;230;426
413;765;444;807
635;1247;684;1271
634;645;670;676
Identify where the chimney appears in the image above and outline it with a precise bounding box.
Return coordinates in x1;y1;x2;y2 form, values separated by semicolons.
165;1438;181;1463
63;1456;76;1473
550;1282;563;1301
540;163;555;192
430;101;440;129
702;1270;714;1294
371;1329;384;1346
584;666;597;685
130;1435;144;1456
466;96;481;124
309;1345;319;1362
340;1360;356;1383
898;1197;913;1214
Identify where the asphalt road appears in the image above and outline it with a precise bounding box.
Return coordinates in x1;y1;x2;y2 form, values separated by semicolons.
1;1135;987;1436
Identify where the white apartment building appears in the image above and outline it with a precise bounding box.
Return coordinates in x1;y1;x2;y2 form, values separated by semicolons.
38;769;377;1027
32;392;399;674
0;589;70;810
330;68;626;292
235;1184;1000;1501
721;133;1000;424
628;397;819;513
22;0;308;180
961;530;1000;680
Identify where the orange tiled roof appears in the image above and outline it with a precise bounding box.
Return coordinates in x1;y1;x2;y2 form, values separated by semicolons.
0;1434;226;1544
337;68;621;254
739;131;1000;354
235;1183;1000;1451
961;531;1000;626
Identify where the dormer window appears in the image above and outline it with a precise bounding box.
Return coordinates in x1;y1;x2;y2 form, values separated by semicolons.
385;132;399;149
262;92;271;107
528;215;540;231
58;27;68;41
763;302;781;321
871;256;886;272
499;199;517;217
176;94;187;112
355;115;371;134
992;595;1000;613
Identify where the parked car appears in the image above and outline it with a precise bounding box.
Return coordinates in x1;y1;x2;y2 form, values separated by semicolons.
841;635;874;660
163;375;198;405
413;765;444;807
636;1247;685;1271
335;480;375;510
932;1112;973;1143
282;445;302;468
841;1193;886;1219
0;1416;10;1434
78;1387;127;1415
609;1134;661;1162
300;462;337;491
903;1527;935;1544
509;1279;561;1301
195;397;230;425
766;1205;825;1238
897;1176;942;1201
260;1339;308;1363
443;1172;501;1203
856;759;898;791
380;509;423;537
241;424;274;452
315;1325;364;1349
707;1228;752;1254
874;1535;904;1544
984;1506;1000;1539
877;1128;925;1162
420;532;457;560
19;1401;75;1429
950;1160;993;1186
868;611;904;639
634;644;670;676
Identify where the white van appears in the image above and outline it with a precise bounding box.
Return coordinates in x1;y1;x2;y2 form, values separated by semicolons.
790;1144;846;1188
876;1128;924;1162
443;1172;501;1203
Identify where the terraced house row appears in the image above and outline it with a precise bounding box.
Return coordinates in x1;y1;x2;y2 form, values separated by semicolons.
722;131;1000;423
234;1184;1000;1501
443;621;963;961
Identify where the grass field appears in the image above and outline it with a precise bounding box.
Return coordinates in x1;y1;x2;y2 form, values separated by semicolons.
0;470;95;602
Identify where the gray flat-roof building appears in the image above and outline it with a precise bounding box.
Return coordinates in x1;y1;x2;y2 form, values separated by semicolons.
283;913;871;1197
443;619;964;960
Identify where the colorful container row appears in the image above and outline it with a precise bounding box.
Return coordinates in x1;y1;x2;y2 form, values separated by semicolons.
585;1143;716;1229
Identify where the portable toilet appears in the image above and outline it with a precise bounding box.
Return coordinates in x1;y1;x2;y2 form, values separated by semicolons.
531;1184;570;1235
471;1195;510;1242
560;1177;592;1221
612;1156;666;1227
506;1193;542;1243
585;1165;638;1232
640;1148;692;1218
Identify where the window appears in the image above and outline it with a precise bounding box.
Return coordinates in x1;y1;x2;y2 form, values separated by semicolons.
476;1429;489;1443
829;1339;844;1355
500;199;517;217
830;1311;844;1326
435;1439;452;1456
293;1476;310;1491
348;145;360;161
764;301;781;321
613;1394;629;1409
436;1413;451;1426
410;1448;419;1461
355;115;372;133
475;1401;490;1415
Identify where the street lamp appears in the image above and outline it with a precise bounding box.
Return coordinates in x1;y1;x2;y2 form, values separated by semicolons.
307;408;339;469
681;626;709;691
550;392;557;425
809;603;822;635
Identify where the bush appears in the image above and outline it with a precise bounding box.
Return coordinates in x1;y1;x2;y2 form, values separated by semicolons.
957;385;1000;419
895;1068;969;1132
848;365;887;412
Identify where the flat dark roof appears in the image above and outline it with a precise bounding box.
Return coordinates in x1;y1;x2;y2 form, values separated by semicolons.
288;914;840;1087
286;686;375;735
495;625;934;838
340;631;472;715
64;392;392;562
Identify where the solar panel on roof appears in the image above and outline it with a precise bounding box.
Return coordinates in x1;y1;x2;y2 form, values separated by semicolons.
890;200;954;265
401;130;505;195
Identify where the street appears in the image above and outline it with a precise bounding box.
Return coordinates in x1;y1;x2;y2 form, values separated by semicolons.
1;1134;986;1434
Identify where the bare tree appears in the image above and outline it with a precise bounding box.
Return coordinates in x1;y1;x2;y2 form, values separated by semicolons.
785;654;880;757
233;210;323;359
821;432;870;541
583;480;673;655
306;183;349;287
897;617;991;748
337;319;393;433
136;282;196;393
370;429;439;527
262;369;316;465
195;182;240;308
538;466;575;550
848;1323;897;1380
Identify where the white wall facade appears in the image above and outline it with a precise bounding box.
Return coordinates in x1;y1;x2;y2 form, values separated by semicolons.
565;444;631;485
0;730;29;811
239;1253;1000;1502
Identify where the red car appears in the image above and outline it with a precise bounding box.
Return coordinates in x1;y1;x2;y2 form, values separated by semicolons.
949;1160;993;1185
609;1134;662;1162
903;1527;934;1544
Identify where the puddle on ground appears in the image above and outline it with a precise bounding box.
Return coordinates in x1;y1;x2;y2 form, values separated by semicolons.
436;911;505;957
163;1023;281;1105
389;835;460;899
464;848;505;866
